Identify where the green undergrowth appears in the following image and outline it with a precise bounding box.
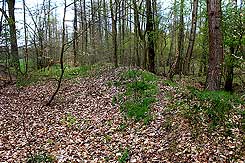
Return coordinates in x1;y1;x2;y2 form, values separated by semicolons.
117;146;130;163
60;112;78;128
16;63;112;87
113;69;159;124
27;151;56;163
167;84;244;134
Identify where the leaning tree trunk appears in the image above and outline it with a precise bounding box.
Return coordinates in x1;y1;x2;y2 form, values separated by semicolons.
184;0;198;75
168;0;184;80
206;0;224;91
46;0;66;106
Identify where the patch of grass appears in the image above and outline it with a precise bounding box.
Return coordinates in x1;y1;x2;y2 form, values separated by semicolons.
104;134;112;143
16;64;95;87
121;69;158;82
179;87;244;131
162;79;178;87
118;147;129;163
126;81;158;98
118;123;127;131
121;97;156;121
115;69;158;123
61;113;77;128
27;151;56;163
63;66;91;79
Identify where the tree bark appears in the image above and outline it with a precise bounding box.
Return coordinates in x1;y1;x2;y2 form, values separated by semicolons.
206;0;224;90
83;0;88;53
23;0;29;74
46;0;66;106
168;0;184;80
133;0;146;69
73;0;78;66
184;0;198;75
110;0;118;68
224;47;234;91
146;0;155;73
7;0;20;74
176;0;185;76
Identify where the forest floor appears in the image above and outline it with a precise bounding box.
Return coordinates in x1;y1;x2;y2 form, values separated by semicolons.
0;66;244;162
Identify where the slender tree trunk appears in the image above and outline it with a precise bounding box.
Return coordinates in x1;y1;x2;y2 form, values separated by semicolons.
167;21;175;66
7;0;20;74
168;0;184;80
134;13;140;67
46;0;66;106
133;0;146;69
206;0;224;90
118;1;122;64
176;0;185;76
103;0;110;62
224;0;239;92
184;0;198;75
23;0;28;73
167;0;177;67
146;0;155;73
73;0;78;66
90;0;96;64
224;47;234;91
83;0;88;53
121;0;125;65
110;0;118;67
97;0;102;44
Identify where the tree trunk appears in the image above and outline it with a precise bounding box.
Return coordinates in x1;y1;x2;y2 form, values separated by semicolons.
224;47;234;91
23;0;28;73
206;0;224;90
46;0;66;106
121;0;125;65
168;0;184;80
7;0;20;74
176;0;185;76
146;0;155;73
184;0;198;75
133;0;146;69
167;0;177;67
110;0;118;68
73;0;78;66
83;0;88;53
224;0;238;92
